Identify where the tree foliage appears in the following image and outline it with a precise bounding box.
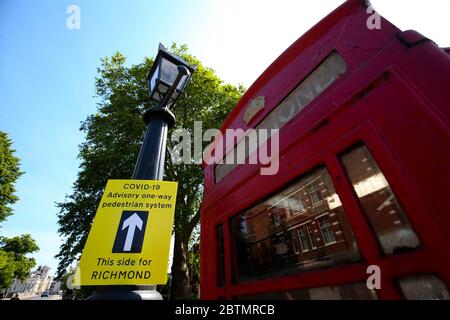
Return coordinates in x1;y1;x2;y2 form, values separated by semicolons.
56;44;244;298
0;234;39;290
0;132;38;290
0;250;15;290
0;131;23;223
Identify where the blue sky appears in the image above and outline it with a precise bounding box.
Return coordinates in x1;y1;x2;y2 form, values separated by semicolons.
0;0;214;275
1;0;449;276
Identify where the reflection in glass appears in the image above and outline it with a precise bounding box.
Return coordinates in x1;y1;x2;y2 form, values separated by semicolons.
340;145;420;255
230;167;361;283
298;228;309;252
236;282;378;300
319;216;337;245
215;53;347;183
307;225;317;249
256;52;347;132
398;274;449;300
308;182;323;205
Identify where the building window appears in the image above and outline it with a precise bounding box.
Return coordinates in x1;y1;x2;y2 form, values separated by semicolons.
285;192;306;216
297;228;310;252
306;225;317;249
308;182;323;205
283;199;293;218
295;192;306;213
318;216;336;245
273;207;282;225
340;144;420;255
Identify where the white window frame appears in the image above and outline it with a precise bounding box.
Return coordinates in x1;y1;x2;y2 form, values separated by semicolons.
297;227;310;252
306;224;317;249
308;182;323;205
318;216;337;245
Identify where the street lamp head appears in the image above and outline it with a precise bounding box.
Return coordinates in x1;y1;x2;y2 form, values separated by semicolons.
147;43;195;105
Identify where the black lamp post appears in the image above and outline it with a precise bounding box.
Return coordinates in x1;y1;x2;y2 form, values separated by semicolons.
133;43;194;180
88;43;195;300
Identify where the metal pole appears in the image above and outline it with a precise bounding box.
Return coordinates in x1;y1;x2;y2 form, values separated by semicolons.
87;66;189;300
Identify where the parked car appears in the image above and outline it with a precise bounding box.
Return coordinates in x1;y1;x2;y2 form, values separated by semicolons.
41;292;49;297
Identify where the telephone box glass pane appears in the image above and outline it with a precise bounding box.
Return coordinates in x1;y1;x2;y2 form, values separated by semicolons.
215;52;347;183
256;52;347;132
230;166;361;283
236;282;378;300
340;145;420;255
398;274;449;300
216;224;225;287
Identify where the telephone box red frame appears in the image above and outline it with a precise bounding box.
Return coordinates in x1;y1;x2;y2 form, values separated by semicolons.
200;0;450;300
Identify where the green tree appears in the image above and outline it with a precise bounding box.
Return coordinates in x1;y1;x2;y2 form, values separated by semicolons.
186;230;200;299
0;250;16;290
0;131;23;223
56;44;244;299
0;132;38;291
0;234;39;290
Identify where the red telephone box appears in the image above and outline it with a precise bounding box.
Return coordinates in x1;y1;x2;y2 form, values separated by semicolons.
200;0;450;300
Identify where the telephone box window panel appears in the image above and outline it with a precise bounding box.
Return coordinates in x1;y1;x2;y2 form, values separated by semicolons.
398;274;450;300
230;166;361;283
340;144;420;255
236;282;378;300
215;53;347;183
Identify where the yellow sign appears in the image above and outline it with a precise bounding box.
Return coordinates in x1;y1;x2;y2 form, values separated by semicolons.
73;179;178;286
